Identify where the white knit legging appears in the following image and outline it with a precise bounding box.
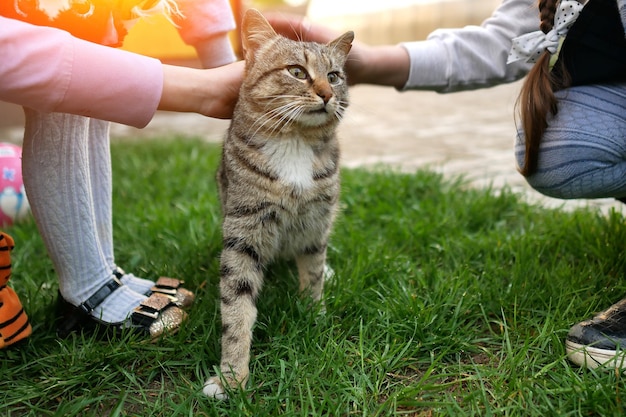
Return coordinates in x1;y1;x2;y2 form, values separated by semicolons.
21;111;117;305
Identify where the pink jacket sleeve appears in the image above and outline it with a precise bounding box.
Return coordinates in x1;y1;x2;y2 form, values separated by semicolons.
0;16;163;128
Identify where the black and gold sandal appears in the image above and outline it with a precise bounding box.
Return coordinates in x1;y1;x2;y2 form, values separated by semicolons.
113;268;195;309
57;277;187;340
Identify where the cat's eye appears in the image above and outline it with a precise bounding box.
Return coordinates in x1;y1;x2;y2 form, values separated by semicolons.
287;66;309;80
327;72;341;85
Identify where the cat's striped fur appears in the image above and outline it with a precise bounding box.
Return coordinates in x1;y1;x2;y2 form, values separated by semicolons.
203;9;353;399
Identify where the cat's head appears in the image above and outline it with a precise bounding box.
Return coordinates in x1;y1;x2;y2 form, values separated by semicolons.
238;9;354;134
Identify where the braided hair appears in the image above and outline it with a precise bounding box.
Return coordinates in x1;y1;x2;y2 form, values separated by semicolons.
517;0;572;176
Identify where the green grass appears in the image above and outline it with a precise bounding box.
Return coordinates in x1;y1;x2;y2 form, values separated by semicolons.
2;138;626;416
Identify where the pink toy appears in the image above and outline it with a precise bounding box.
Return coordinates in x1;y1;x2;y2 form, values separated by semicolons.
0;143;30;226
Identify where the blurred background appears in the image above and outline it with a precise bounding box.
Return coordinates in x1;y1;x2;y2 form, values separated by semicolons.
122;0;502;60
0;0;501;128
3;1;619;213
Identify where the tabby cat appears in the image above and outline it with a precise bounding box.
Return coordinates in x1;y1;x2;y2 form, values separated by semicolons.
203;9;353;399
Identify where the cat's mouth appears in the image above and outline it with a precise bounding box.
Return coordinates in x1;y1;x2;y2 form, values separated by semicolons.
310;105;329;114
298;105;334;127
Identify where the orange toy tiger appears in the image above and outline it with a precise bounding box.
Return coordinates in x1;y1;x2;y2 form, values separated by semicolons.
0;232;32;348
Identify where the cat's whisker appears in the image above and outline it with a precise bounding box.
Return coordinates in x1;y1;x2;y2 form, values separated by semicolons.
265;106;302;135
265;104;296;124
245;108;284;137
263;94;302;102
263;100;308;127
262;116;286;136
279;14;306;43
246;116;278;138
244;103;299;137
335;101;349;121
269;102;303;126
270;110;299;135
281;107;307;133
247;100;299;128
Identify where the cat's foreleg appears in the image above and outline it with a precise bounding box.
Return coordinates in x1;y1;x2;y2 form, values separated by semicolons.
296;245;328;302
203;240;264;399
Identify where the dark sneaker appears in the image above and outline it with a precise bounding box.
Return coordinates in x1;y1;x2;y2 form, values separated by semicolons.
565;297;626;369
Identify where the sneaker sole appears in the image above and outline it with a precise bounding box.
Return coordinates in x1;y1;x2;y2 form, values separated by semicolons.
565;339;626;369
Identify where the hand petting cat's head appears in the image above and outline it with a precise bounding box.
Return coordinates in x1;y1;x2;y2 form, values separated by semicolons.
238;9;354;133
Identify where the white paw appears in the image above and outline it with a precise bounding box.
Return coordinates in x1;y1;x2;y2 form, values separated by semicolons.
323;264;335;281
203;378;228;400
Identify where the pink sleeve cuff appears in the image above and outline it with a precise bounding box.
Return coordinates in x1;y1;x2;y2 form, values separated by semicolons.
173;0;236;45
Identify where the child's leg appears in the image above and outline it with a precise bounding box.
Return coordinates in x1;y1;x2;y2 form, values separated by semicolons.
87;119;153;295
515;84;626;200
21;110;148;325
515;83;626;368
87;119;194;307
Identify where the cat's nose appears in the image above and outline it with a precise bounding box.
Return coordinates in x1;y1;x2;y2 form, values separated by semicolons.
314;83;333;104
317;90;333;104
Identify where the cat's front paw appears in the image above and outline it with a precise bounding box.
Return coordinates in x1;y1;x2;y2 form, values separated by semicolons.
203;377;228;400
323;264;335;281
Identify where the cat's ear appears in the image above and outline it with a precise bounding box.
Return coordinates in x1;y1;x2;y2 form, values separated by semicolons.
241;9;277;60
328;31;354;57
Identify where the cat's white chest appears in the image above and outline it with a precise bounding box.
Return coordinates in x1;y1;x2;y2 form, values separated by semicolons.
263;139;315;190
